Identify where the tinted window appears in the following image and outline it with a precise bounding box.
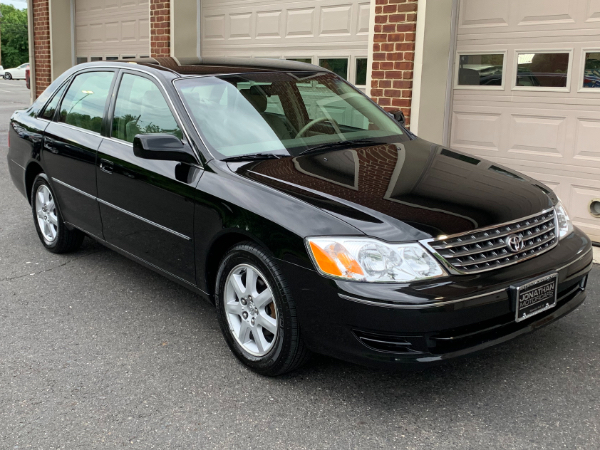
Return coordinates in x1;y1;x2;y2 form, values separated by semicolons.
59;71;114;133
583;52;600;88
41;83;67;120
319;59;348;79
355;58;368;85
112;74;182;143
516;52;569;88
458;54;504;86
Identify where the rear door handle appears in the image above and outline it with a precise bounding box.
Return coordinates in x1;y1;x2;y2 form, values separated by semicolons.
99;159;114;174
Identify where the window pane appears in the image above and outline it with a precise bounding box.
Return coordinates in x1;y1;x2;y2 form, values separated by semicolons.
457;54;504;86
319;58;348;80
106;56;118;61
41;83;67;120
287;58;312;64
76;57;88;65
91;57;102;62
59;72;114;133
177;72;404;158
584;52;600;88
112;74;182;143
355;58;368;85
516;52;569;88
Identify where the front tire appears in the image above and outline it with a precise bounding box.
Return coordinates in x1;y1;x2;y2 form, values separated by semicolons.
215;242;310;376
4;72;12;80
31;174;84;253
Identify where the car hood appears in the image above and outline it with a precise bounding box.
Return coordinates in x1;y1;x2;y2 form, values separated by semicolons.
228;138;554;242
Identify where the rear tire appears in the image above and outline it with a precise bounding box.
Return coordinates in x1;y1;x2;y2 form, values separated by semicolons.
31;174;84;254
215;242;310;376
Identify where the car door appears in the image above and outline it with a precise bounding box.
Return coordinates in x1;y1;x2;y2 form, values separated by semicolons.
43;70;116;239
96;71;200;283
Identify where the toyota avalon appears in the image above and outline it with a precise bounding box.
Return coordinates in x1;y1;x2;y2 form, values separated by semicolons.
7;57;593;375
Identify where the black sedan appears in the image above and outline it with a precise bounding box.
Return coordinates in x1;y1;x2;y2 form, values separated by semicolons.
7;57;593;375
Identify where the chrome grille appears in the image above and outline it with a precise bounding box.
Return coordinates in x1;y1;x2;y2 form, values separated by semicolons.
422;209;557;274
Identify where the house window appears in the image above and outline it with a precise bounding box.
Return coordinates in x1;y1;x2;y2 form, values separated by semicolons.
90;57;103;62
583;52;600;89
319;58;348;80
516;52;569;88
457;54;504;86
355;58;368;86
76;57;88;65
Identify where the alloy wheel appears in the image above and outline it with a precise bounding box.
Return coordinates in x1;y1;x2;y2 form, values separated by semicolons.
35;184;58;244
224;263;278;357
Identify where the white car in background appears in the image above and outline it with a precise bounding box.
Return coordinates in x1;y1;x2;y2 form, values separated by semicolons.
4;63;30;80
0;65;5;77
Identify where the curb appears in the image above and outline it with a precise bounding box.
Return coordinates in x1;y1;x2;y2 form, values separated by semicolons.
594;246;599;265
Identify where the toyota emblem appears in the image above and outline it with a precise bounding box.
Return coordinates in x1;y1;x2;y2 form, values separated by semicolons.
505;234;524;253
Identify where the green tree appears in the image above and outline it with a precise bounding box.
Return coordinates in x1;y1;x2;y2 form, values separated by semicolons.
0;4;29;69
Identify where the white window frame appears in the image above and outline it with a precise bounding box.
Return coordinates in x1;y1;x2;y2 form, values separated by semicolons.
578;47;600;93
454;50;507;91
511;49;573;93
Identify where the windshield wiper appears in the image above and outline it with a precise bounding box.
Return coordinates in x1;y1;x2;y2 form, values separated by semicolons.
298;138;382;156
222;153;287;162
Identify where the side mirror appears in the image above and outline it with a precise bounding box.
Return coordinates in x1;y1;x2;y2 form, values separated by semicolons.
388;110;406;126
133;134;196;164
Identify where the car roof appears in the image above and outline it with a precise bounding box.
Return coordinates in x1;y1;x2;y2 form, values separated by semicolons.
77;56;330;77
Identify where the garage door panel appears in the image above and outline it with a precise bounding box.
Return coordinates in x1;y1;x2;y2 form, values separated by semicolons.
230;13;253;39
256;11;282;38
574;118;600;163
459;0;509;28
287;8;315;37
76;0;149;59
515;0;577;26
586;0;600;22
450;111;502;151
508;114;567;158
202;0;369;56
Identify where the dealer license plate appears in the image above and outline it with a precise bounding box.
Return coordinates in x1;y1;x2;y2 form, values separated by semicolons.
514;273;558;323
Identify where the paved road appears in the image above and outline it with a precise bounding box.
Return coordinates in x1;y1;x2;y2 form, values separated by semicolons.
1;79;599;449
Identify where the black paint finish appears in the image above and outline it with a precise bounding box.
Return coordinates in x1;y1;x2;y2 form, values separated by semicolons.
6;59;592;369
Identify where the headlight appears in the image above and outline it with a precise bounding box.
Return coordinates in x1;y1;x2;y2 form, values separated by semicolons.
555;201;573;240
306;237;446;282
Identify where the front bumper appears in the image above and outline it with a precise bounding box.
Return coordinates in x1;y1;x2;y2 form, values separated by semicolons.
279;227;594;369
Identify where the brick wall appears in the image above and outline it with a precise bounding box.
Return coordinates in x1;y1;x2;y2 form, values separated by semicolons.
371;0;418;127
32;0;51;96
150;0;171;58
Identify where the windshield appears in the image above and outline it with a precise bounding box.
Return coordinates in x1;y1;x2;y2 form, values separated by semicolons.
175;71;407;159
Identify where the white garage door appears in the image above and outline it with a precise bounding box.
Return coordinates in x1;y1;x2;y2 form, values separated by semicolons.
201;0;371;89
75;0;150;62
449;0;600;243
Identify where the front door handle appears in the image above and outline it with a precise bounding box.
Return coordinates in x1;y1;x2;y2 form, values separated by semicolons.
99;159;114;174
43;138;59;154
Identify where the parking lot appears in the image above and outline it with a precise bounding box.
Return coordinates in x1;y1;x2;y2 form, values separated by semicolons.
0;79;599;449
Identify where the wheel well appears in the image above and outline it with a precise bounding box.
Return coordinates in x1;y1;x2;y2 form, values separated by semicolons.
205;232;258;301
25;162;44;204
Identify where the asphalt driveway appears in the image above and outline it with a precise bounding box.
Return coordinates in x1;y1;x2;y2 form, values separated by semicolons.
1;79;599;449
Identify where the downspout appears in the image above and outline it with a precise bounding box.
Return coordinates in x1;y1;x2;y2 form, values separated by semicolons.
27;0;36;102
365;0;376;97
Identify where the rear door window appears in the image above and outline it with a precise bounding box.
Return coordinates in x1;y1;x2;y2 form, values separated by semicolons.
40;83;68;120
58;71;114;133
